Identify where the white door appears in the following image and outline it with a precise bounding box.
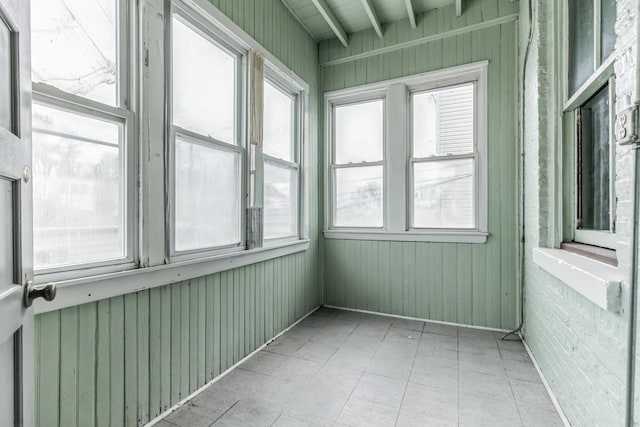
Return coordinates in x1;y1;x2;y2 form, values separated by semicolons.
0;1;55;426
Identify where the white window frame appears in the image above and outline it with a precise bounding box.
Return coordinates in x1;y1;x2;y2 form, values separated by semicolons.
167;2;247;261
31;0;311;313
327;91;386;230
32;0;139;282
324;62;488;244
408;81;479;232
561;0;617;250
260;67;304;244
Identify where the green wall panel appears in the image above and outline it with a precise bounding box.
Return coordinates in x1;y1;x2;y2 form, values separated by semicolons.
320;0;519;330
34;1;320;426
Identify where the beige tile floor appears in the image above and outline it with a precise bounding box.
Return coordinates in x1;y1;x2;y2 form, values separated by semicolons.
158;307;563;427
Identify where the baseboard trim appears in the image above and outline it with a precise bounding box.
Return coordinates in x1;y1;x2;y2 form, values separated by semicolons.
323;305;512;333
519;333;572;427
144;305;321;427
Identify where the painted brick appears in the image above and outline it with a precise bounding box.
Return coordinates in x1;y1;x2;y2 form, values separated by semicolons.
522;0;638;425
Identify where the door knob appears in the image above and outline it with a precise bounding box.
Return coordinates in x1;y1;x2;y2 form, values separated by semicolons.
23;280;56;308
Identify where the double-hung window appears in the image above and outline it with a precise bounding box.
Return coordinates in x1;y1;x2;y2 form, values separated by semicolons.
563;0;616;251
325;63;487;243
330;97;384;228
262;74;302;241
411;83;476;229
169;6;245;257
27;0;310;301
31;0;136;276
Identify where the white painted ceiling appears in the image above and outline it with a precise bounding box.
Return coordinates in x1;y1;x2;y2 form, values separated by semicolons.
281;0;458;43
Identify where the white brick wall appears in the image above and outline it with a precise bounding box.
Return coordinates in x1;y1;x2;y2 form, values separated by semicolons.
522;0;638;425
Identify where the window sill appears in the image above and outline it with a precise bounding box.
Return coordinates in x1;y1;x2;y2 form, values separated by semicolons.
323;230;488;243
33;239;310;314
532;247;622;312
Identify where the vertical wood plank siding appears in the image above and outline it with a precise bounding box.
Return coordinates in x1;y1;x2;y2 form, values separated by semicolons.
34;1;320;426
320;0;519;330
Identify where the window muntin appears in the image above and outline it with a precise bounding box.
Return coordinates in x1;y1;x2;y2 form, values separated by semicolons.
31;0;134;274
170;10;245;255
32;103;125;268
31;0;118;105
411;83;477;230
262;76;301;240
577;84;612;231
331;98;384;228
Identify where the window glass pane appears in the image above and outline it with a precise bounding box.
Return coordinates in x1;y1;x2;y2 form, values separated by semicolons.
601;0;616;62
32;103;123;269
31;0;117;105
172;16;236;144
0;21;12;131
413;84;474;157
175;137;240;251
335;100;383;164
264;81;294;162
578;85;610;231
413;159;474;229
568;0;594;95
334;166;383;227
264;163;297;239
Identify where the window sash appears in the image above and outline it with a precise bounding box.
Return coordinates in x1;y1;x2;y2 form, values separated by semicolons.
263;157;300;241
408;154;478;231
410;82;476;158
31;104;136;275
169;129;244;257
260;70;303;242
263;75;298;163
31;0;137;277
330;163;385;229
167;2;247;259
331;97;385;166
562;0;617;247
328;95;386;229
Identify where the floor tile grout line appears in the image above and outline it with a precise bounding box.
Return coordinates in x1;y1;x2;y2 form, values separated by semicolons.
506;372;526;426
207;399;240;427
332;369;366;425
161;311;561;427
393;330;422;427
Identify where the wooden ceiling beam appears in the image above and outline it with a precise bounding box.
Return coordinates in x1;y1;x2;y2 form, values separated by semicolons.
310;0;349;47
360;0;383;39
456;0;463;16
405;0;417;29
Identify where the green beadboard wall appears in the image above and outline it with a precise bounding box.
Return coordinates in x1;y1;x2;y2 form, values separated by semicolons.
34;1;321;426
320;0;520;330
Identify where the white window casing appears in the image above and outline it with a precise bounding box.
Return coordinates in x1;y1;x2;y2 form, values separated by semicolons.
324;61;489;244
